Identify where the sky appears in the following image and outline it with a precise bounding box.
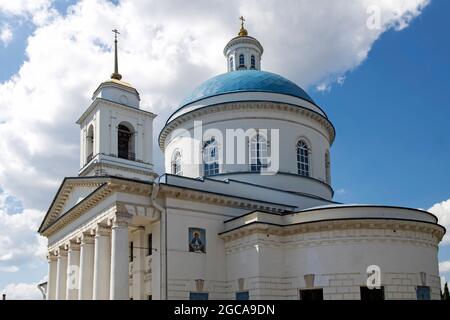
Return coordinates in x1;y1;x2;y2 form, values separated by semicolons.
0;0;449;299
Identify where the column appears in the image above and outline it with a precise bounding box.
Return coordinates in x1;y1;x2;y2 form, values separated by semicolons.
55;247;68;300
132;226;145;300
78;232;95;300
110;213;132;300
47;252;57;300
66;240;80;300
93;223;111;300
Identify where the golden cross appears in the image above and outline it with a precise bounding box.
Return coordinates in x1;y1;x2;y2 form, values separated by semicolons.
239;16;245;28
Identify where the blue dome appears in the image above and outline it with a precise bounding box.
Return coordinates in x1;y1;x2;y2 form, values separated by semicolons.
179;70;315;107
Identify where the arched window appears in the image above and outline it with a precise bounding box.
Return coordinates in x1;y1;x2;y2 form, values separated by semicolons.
171;151;182;175
86;125;94;162
250;133;268;172
297;140;310;176
229;57;234;71
118;123;135;160
203;137;219;176
325;150;331;184
239;54;245;68
250;55;255;69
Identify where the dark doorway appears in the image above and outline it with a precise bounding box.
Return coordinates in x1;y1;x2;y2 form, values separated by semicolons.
360;286;385;300
300;289;323;300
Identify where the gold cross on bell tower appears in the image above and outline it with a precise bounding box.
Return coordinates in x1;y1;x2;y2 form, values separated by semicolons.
238;16;248;36
111;28;122;80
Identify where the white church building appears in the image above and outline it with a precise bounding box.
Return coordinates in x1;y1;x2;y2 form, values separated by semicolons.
38;21;445;300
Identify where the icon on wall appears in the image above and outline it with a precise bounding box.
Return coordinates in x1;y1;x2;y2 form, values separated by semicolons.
188;228;206;253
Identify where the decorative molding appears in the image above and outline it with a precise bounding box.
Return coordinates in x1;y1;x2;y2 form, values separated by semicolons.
110;211;133;228
40;179;107;233
66;239;80;251
159;101;335;151
223;36;264;55
47;252;58;261
160;185;289;214
78;232;95;245
79;157;157;178
221;219;443;254
41;177;153;236
57;247;68;257
93;223;111;237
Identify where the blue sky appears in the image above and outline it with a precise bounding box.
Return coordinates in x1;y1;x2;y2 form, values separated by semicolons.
0;0;449;298
325;0;450;209
314;1;450;262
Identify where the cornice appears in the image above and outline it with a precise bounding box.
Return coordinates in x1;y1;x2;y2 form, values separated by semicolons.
38;178;109;234
223;36;264;55
160;183;293;213
76;97;156;125
79;158;157;178
159;101;335;151
41;177;153;236
219;218;445;245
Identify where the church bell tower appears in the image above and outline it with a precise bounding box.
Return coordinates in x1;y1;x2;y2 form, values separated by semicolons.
76;29;157;181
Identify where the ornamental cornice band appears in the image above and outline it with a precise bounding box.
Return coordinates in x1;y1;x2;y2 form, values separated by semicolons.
159;101;335;151
219;218;445;244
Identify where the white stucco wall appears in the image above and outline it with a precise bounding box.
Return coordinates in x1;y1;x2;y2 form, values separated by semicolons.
163;104;333;199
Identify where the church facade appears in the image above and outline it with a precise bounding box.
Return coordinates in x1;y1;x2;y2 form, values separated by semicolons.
38;22;445;300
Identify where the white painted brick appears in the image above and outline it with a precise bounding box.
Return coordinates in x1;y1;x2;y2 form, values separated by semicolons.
343;293;356;300
393;293;402;299
324;287;337;294
337;286;351;293
342;279;353;286
329;279;342;286
329;293;344;300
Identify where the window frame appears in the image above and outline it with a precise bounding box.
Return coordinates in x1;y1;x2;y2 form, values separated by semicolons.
117;122;135;161
202;137;219;177
239;54;245;68
250;132;269;172
325;150;331;184
296;139;310;177
171;150;182;175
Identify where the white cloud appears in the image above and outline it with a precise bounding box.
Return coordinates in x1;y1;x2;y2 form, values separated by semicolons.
439;261;450;273
1;281;43;300
0;0;430;211
0;201;47;274
0;23;12;46
0;0;57;26
316;82;331;93
428;199;450;245
0;0;431;288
